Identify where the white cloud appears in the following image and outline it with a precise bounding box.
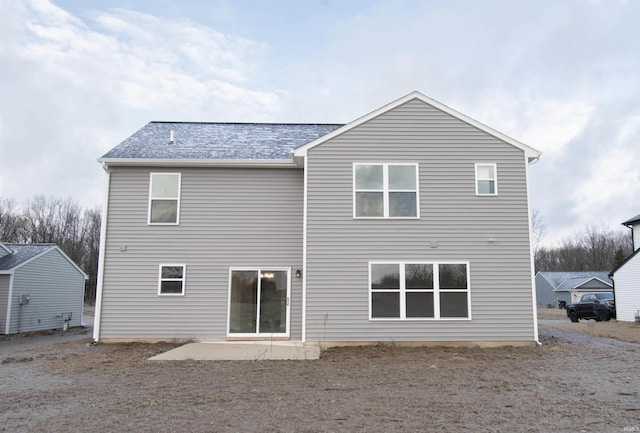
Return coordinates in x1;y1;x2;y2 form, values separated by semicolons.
520;100;594;156
0;0;280;207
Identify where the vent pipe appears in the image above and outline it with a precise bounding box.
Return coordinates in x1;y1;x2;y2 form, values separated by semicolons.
169;130;175;144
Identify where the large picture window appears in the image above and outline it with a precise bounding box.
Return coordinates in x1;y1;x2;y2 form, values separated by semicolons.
158;264;186;296
475;163;497;196
354;163;419;218
369;262;469;319
149;173;181;224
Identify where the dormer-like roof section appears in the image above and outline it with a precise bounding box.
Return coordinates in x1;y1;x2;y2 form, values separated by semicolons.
293;91;542;164
0;243;88;278
0;243;56;272
99;122;343;168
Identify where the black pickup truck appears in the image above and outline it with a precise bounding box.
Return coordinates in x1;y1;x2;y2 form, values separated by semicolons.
565;293;615;322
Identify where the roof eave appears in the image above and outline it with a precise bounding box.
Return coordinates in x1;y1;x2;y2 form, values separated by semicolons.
98;158;300;169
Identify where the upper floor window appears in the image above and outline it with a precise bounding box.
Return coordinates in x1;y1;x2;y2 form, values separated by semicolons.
354;163;419;218
148;173;181;224
475;163;497;196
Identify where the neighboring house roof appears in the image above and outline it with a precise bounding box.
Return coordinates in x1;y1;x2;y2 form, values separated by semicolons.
0;243;88;278
293;91;542;164
609;248;640;277
622;213;640;227
99;122;343;167
537;272;613;291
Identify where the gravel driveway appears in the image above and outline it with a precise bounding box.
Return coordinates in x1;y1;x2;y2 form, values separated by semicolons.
1;321;639;432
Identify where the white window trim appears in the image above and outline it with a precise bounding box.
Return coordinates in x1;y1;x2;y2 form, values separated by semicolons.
353;163;420;219
368;261;471;321
226;267;291;338
475;163;498;196
148;172;182;225
158;264;186;296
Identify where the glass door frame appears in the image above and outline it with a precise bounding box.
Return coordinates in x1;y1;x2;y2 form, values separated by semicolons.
226;267;291;338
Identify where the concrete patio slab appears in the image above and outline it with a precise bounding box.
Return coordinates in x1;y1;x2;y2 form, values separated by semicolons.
149;341;321;361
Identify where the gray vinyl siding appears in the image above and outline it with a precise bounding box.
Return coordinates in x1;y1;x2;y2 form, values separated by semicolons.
8;250;85;334
304;99;536;342
99;167;303;340
0;275;9;334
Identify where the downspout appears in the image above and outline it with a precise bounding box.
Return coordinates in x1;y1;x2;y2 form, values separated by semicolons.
93;163;111;342
301;155;308;343
5;273;14;334
525;154;541;345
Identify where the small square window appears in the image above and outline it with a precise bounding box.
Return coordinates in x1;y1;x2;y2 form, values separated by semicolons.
158;264;186;295
475;163;497;196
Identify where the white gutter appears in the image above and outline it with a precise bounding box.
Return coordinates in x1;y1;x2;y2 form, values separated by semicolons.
525;156;541;345
4;274;14;334
98;158;299;169
301;155;309;342
93;167;110;342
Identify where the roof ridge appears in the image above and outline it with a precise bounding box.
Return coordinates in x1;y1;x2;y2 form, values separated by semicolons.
149;121;345;126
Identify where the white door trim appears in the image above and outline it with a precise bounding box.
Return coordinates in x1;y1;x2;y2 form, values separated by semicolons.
227;267;291;338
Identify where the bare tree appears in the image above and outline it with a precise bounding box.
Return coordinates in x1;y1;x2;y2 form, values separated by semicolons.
530;208;546;263
0;198;23;242
534;221;632;272
2;195;101;303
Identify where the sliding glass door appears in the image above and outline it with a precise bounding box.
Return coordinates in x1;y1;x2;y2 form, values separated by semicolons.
228;268;290;337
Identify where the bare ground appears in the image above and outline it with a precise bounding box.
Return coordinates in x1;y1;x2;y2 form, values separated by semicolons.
1;310;639;432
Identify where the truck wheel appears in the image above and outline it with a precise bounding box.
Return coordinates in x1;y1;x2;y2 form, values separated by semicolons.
597;311;607;322
569;311;579;323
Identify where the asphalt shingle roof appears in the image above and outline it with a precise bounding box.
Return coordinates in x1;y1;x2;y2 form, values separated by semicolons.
101;122;344;160
538;271;612;290
0;244;56;271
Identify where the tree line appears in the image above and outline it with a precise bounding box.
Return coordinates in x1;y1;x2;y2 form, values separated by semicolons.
0;196;101;302
532;210;633;273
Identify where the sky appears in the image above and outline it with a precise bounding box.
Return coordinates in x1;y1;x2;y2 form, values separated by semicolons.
1;0;639;245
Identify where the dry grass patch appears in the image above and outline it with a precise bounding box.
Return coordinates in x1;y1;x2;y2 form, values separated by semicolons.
538;308;640;344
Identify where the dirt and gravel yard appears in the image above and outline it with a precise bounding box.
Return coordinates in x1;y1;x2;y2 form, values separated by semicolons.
1;309;639;432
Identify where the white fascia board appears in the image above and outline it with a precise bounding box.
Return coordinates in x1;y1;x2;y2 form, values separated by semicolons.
293;91;542;163
98;158;299;169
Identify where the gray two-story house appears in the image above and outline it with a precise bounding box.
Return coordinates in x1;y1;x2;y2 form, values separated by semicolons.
94;91;542;345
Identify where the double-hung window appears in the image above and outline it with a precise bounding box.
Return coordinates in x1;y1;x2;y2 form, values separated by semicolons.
149;173;181;224
158;264;186;296
354;163;419;218
369;262;470;319
475;163;497;196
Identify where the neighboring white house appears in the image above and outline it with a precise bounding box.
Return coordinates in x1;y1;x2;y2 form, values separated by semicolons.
535;272;613;308
93;91;542;346
0;242;88;334
609;213;640;322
